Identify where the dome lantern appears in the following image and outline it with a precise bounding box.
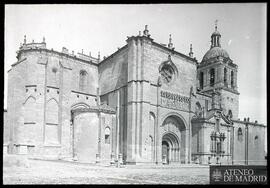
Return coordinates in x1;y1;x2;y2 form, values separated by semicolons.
201;21;231;64
211;20;221;48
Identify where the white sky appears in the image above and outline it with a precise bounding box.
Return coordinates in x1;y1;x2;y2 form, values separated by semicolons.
4;4;267;125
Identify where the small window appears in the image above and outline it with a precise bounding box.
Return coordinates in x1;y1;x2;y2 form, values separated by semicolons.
79;70;88;92
237;128;243;142
254;135;259;145
105;127;111;144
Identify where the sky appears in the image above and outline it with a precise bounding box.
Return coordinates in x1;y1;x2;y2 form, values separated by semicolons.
4;4;267;125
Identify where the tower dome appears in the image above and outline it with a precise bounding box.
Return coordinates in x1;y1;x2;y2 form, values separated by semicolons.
201;22;231;64
202;47;230;62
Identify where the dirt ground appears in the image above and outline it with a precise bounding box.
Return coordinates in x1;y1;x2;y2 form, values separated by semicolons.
3;156;209;184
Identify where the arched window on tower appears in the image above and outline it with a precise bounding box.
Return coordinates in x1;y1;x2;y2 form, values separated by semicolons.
79;70;88;92
210;68;215;87
200;72;204;89
224;68;227;86
231;71;234;88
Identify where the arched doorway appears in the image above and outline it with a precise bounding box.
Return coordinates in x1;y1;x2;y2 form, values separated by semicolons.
162;133;180;164
161;114;186;164
162;141;170;164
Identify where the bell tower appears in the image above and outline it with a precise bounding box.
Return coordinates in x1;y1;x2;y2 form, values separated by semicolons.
198;21;240;119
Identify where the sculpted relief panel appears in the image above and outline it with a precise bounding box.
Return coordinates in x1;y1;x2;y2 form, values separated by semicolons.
160;90;190;111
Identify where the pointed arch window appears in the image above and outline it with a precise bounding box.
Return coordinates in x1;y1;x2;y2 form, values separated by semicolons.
24;96;36;124
210;68;215;87
79;70;88;92
45;98;59;144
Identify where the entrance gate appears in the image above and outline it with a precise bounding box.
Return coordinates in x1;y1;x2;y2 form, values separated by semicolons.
161;114;186;164
162;133;180;164
162;141;169;164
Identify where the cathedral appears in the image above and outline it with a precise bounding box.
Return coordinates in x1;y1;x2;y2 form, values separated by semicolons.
4;24;266;165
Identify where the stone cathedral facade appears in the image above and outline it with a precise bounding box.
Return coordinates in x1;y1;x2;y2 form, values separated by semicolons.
4;25;266;165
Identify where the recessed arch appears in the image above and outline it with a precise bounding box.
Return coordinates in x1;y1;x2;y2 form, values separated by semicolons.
79;69;88;92
71;102;90;110
45;97;59;144
23;95;36;105
162;132;181;164
161;113;187;164
23;95;36;124
161;112;187;130
47;97;58;105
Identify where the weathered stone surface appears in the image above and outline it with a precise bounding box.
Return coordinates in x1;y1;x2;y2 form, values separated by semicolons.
5;28;266;166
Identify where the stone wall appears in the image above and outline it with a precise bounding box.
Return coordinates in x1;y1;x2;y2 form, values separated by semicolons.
7;47;99;158
7;57;28;153
98;47;128;95
232;120;266;165
4;110;8;144
220;89;239;119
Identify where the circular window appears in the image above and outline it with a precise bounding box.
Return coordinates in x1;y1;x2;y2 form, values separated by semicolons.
159;56;178;85
160;64;174;84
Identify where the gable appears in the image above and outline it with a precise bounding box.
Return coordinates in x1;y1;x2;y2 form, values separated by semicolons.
206;110;232;125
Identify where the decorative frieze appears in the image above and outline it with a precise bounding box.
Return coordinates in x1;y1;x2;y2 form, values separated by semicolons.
160;90;190;111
